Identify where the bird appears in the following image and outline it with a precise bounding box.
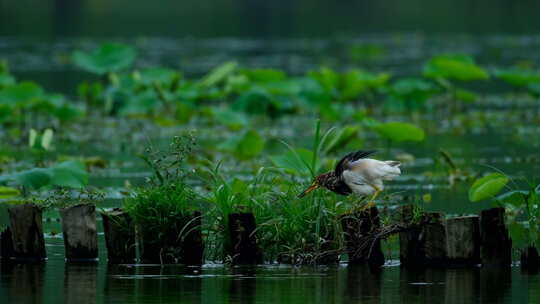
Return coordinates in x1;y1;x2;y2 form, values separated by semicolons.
298;150;401;204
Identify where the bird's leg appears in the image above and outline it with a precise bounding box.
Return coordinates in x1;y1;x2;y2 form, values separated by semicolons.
365;184;381;208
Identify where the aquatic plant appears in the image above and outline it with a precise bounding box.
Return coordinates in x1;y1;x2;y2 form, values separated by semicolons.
218;129;265;160
72;43;137;75
423;54;487;110
123;134;202;263
0;62;83;127
0;160;89;193
494;181;540;249
385;78;439;111
468;172;509;202
371;121;425;151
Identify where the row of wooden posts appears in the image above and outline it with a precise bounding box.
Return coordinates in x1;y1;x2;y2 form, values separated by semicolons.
0;203;538;270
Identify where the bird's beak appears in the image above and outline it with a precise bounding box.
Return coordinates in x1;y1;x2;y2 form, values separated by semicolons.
298;182;319;198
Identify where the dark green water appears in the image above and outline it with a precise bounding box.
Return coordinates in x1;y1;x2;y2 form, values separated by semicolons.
2;0;540;302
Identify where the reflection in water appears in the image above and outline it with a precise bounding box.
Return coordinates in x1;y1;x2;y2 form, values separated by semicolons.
479;268;511;303
0;260;532;303
0;262;45;303
344;265;382;303
65;263;98;304
444;269;480;304
104;264;138;304
229;267;256;304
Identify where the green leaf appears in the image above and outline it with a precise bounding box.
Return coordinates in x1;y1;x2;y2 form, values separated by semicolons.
423;54;489;81
50;161;89;188
270;148;315;176
199;61;238;88
0;74;15;87
469;173;509;202
495;190;528;206
234;130;265;160
136;67;180;86
0;186;20;199
455;88;478;103
323;125;361;153
341;69;390;100
373;122;425;142
212;109;248;131
240;68;286;83
494;67;540;87
72;43;137;75
0;82;44;106
13;168;53;189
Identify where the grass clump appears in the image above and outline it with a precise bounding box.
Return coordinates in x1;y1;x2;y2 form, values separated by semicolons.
255;188;344;264
123;134;202;263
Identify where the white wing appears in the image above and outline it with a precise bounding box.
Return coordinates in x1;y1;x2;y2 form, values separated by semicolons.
349;159;401;181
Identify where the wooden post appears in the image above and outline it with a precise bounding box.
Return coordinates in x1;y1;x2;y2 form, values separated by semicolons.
399;205;425;267
520;246;539;272
137;225;163;264
60;204;98;261
101;208;136;264
399;206;446;267
341;206;384;267
228;212;261;265
480;208;512;267
7;204;46;261
0;227;14;260
446;216;481;266
138;211;204;264
423;212;447;266
180;211;204;265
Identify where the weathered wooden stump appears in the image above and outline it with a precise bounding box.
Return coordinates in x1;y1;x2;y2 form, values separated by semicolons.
137;226;164;263
341;206;384;267
399;205;425;267
7;204;46;261
399;206;447;267
138;211;203;264
520;246;539;272
227;212;262;265
422;212;447;266
480;208;511;267
101;208;136;264
0;227;14;260
60;204;98;261
446;216;481;266
180;211;204;265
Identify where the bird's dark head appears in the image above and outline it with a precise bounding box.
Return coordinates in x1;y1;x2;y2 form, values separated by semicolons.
297;172;333;198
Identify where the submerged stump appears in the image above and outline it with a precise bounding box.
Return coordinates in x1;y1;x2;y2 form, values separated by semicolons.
446;216;481;266
520;246;539;272
138;211;203;264
0;227;14;260
399;205;424;267
228;212;262;265
480;208;512;267
423;212;447;266
101;208;136;264
7;204;46;261
180;211;204;265
60;204;98;261
399;206;446;267
341;206;384;267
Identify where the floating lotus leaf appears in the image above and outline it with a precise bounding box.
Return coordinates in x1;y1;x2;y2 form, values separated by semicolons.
469;173;509;202
373;122;425;142
72;43;137;75
424;54;489;81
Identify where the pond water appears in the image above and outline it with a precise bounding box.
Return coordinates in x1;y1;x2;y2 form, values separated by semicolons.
1;238;537;304
3;1;540;303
